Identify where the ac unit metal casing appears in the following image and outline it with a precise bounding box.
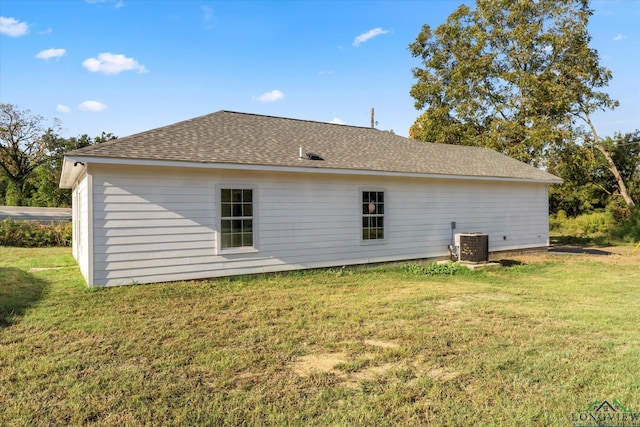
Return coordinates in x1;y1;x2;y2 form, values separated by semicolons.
455;233;489;263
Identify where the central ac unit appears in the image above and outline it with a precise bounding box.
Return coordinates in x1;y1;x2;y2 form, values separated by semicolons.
455;233;489;263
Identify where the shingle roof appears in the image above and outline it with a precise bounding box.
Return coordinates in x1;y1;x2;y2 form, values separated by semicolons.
65;110;561;183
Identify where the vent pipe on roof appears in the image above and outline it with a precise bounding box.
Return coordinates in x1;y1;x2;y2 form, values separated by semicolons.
371;108;374;128
299;146;303;160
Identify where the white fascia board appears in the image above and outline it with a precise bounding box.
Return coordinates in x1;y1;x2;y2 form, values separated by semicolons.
59;157;88;189
62;155;563;185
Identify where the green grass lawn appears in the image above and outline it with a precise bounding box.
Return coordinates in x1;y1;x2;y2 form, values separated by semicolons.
1;247;639;426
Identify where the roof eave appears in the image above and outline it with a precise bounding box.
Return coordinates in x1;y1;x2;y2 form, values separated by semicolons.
59;156;87;189
63;155;563;185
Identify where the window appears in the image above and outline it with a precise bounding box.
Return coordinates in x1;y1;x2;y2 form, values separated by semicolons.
220;188;253;249
362;190;384;240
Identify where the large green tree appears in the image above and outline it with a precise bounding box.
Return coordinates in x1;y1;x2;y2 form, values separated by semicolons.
0;104;60;205
29;132;116;207
547;131;639;216
409;0;634;207
596;131;639;209
0;103;116;207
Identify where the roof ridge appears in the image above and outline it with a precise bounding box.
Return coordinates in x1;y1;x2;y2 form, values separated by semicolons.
219;110;384;132
104;110;388;145
95;110;228;144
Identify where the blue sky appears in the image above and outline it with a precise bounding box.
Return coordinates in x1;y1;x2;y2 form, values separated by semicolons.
1;0;638;140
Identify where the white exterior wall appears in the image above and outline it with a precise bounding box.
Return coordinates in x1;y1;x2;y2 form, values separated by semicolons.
86;164;549;286
72;172;91;283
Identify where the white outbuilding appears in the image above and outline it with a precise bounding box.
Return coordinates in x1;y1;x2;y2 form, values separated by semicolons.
60;111;561;286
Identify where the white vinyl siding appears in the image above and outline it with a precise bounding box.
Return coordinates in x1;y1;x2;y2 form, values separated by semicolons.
84;164;550;286
72;184;79;260
73;172;91;283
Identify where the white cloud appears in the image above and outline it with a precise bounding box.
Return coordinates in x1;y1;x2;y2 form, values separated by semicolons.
331;118;345;125
56;104;71;113
613;33;627;41
256;89;284;103
0;16;29;37
78;100;107;112
82;52;147;74
86;0;124;7
202;5;214;21
353;28;390;46
35;48;66;60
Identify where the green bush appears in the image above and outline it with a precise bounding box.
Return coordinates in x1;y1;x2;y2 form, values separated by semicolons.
550;206;640;244
403;261;470;276
549;209;614;237
0;218;72;247
611;207;640;242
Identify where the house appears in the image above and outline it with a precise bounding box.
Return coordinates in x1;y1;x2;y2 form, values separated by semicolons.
59;111;562;287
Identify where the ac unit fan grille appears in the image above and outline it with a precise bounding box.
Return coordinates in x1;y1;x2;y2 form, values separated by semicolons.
459;233;489;263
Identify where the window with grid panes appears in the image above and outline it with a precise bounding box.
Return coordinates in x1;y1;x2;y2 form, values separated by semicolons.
220;189;253;249
362;191;384;240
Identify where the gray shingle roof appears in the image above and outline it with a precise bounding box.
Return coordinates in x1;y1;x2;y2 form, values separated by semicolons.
65;110;561;182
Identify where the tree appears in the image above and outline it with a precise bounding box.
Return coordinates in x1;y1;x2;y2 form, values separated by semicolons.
28;132;117;207
597;131;640;207
547;137;603;216
0;104;60;205
0;174;8;205
409;0;635;207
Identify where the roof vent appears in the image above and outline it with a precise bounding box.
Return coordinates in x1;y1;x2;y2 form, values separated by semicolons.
305;152;324;161
298;147;323;161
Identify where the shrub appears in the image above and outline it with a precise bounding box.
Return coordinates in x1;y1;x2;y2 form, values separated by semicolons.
402;261;470;276
549;210;614;237
550;206;640;244
611;207;640;243
0;218;72;247
607;198;632;223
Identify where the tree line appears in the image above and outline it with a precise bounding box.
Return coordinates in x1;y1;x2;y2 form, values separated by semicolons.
0;103;116;207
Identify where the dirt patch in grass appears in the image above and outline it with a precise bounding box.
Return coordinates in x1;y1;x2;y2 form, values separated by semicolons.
290;349;458;390
437;299;466;310
437;293;512;310
290;347;401;388
425;366;459;382
291;339;401;377
291;352;349;377
346;363;398;388
363;339;400;349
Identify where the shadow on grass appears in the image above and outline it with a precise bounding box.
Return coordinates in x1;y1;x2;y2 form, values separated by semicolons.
0;267;49;327
498;259;525;268
549;246;614;256
550;235;612;247
549;235;616;256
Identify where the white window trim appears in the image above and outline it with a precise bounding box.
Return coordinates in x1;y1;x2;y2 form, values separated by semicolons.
215;184;259;255
359;187;388;245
